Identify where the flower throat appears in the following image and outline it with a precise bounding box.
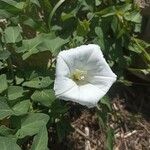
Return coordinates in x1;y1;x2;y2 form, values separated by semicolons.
71;69;87;82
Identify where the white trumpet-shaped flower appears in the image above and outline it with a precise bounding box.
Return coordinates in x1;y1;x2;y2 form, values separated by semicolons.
54;44;117;108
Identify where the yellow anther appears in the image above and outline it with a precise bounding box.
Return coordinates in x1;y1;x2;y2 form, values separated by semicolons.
72;69;87;81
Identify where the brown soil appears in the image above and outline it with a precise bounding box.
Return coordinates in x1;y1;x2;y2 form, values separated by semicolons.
58;85;150;150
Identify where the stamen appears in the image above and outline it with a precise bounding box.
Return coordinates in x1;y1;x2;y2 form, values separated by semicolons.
71;69;87;81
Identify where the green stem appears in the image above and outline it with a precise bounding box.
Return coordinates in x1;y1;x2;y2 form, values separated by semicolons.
48;0;65;30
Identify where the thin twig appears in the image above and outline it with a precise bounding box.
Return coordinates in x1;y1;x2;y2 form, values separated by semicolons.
115;130;137;139
121;128;128;150
96;104;101;111
124;130;137;138
137;121;150;134
71;125;96;145
85;127;91;150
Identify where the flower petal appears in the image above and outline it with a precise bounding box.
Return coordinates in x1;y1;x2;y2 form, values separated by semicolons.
78;83;105;107
56;85;79;103
86;58;117;78
59;44;100;73
57;83;105;108
83;45;116;78
87;76;116;93
54;77;76;95
55;56;70;77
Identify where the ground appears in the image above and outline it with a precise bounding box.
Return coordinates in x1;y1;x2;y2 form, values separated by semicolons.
58;84;150;150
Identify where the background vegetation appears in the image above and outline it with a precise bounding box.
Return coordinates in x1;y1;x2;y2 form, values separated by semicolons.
0;0;149;149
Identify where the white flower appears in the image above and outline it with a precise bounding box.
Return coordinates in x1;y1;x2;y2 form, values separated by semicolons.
54;44;117;108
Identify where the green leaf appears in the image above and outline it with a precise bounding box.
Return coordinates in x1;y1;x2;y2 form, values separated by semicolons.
31;89;55;107
95;0;101;6
48;0;65;28
128;42;142;53
128;38;150;63
0;0;24;14
0;136;21;150
0;98;13;120
0;50;11;60
50;100;69;118
16;113;49;139
128;68;150;82
0;74;8;93
111;16;118;34
41;0;52;13
124;11;142;23
134;38;150;49
106;127;114;150
0;0;24;9
0;9;12;19
79;0;93;11
77;19;90;36
0;62;3;70
95;27;105;50
15;76;24;85
30;0;40;7
118;79;133;86
61;7;79;22
31;126;48;150
22;76;53;89
134;23;141;32
100;96;112;111
120;3;132;12
13;100;31;116
3;26;22;43
56;119;73;142
96;6;116;17
0;125;14;136
51;25;62;31
97;96;112;129
23;18;39;29
17;34;68;58
61;12;74;21
8;86;24;101
18;37;42;60
97;108;107;129
40;37;69;55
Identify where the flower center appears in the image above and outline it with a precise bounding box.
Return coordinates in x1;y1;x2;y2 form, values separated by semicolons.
71;69;87;82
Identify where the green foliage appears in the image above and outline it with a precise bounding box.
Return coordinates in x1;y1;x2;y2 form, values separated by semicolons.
0;0;149;149
97;96;114;150
0;50;10;60
56;118;73;142
31;89;55;107
0;136;21;150
0;125;14;136
106;127;114;150
0;74;8;93
16;113;49;139
31;126;48;150
0;97;13;119
3;26;22;43
22;76;52;89
8;86;24;100
13;100;31;115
